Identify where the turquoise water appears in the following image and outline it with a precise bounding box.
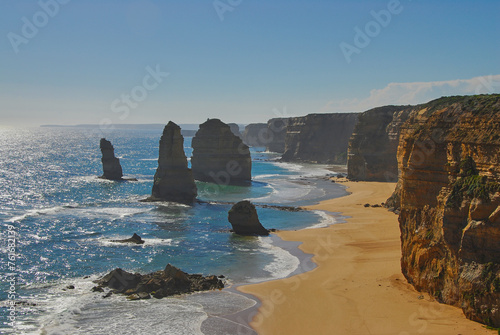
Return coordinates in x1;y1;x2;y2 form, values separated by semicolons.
0;127;346;334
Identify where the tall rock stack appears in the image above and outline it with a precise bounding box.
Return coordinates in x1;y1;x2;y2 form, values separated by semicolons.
191;119;252;185
265;118;289;153
150;122;197;204
100;138;123;180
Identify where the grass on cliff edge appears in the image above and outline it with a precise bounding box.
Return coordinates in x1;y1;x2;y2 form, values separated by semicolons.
446;156;500;208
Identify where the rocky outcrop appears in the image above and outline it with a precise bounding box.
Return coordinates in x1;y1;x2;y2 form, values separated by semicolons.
149;122;197;204
281;113;358;164
392;95;500;327
191;119;251;185
228;201;269;236
347;106;411;181
93;264;224;300
111;233;144;245
265;118;289;153
242;123;268;147
99;138;123;180
228;123;243;139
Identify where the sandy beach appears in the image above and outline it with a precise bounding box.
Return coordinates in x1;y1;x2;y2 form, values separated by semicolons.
239;180;495;335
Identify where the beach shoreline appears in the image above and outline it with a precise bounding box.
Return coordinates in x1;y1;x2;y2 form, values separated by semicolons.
238;180;495;334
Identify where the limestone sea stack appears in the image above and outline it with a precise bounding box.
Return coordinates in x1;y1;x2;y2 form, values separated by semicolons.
100;138;123;180
150;122;197;204
191;119;251;185
228;201;269;236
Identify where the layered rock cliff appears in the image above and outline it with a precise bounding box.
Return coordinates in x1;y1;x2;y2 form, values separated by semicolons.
265;118;289;153
150;122;197;204
191;119;252;185
281;113;358;164
99;138;123;180
347;106;411;181
242;123;268;147
392;95;500;327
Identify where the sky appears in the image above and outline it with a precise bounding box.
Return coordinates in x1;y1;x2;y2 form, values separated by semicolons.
0;0;499;127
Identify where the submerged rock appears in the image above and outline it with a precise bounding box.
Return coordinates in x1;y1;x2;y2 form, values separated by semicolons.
149;122;197;204
99;138;123;180
191;119;251;185
111;233;144;245
228;200;269;236
93;264;224;299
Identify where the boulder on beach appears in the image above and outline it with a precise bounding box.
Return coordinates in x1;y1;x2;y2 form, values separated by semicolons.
149;121;197;204
99;138;123;180
93;264;224;299
228;200;269;236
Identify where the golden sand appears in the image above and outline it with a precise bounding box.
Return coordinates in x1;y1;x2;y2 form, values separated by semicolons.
239;181;495;335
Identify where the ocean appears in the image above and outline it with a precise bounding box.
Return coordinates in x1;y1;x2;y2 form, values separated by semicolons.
0;127;347;334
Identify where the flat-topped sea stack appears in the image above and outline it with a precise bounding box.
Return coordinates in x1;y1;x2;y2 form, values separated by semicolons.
265;118;289;153
242;123;268;147
191;119;252;185
149;122;197;204
347;106;411;181
391;95;500;327
228;201;269;236
99;138;123;180
281;113;358;164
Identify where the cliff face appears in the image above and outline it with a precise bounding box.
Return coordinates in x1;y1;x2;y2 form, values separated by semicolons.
228;123;242;139
242;123;268;147
191;119;252;185
265;118;289;153
150;122;197;204
99;138;123;180
393;95;500;327
347;106;411;181
281;113;358;164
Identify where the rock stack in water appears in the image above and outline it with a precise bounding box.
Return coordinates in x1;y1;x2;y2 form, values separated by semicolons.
191;119;251;185
150;122;197;204
100;138;123;180
228;201;269;236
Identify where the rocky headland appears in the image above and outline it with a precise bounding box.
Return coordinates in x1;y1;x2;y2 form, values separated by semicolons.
99;138;123;180
389;95;500;327
148;121;197;204
242;123;268;147
191;119;252;185
265;118;289;153
347;106;412;181
280;113;358;164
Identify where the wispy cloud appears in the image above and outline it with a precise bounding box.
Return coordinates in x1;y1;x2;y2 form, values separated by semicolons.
321;74;500;112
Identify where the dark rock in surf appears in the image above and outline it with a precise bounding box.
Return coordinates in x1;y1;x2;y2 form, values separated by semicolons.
111;233;145;245
99;138;123;180
148;121;197;204
93;264;224;300
228;200;269;236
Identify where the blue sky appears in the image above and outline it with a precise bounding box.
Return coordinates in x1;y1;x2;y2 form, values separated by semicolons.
1;0;499;127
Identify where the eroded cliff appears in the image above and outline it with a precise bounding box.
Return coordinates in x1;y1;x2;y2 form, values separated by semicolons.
281;113;358;164
393;95;500;327
347;106;411;181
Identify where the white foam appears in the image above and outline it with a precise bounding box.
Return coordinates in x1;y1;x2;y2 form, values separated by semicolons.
138;158;157;161
7;206;66;223
94;236;177;247
304;210;337;229
246;236;300;283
